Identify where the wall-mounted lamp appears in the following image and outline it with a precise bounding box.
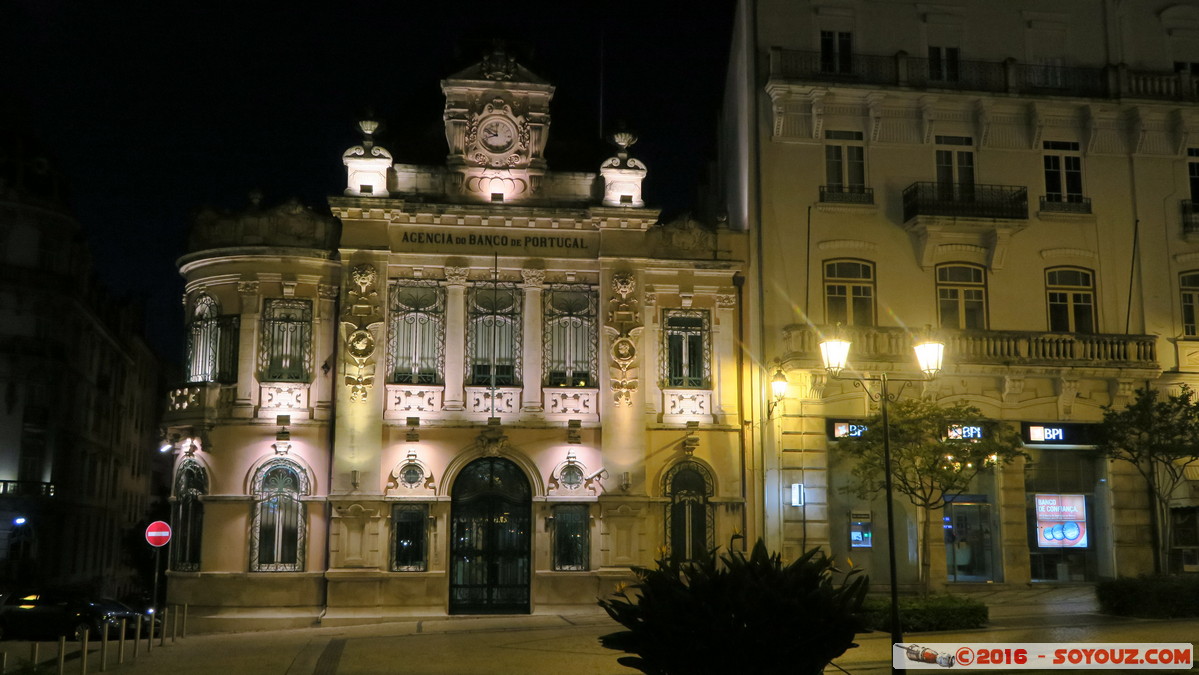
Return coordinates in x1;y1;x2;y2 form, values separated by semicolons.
567;419;582;444
790;483;806;507
160;432;197;455
767;367;788;418
682;420;700;454
406;416;420;442
619;472;632;492
351;469;361;490
273;415;292;455
276;414;291;442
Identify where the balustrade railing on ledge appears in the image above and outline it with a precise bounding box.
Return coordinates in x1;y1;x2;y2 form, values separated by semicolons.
769;48;1199;102
782;325;1157;369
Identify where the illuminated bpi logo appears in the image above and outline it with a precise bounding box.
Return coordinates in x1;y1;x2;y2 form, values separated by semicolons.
1021;421;1098;445
1029;425;1066;442
833;422;869;438
946;424;984;440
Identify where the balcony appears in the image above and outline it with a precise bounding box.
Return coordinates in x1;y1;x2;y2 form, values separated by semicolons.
820;185;874;205
1040;196;1093;215
782;325;1157;370
163;382;231;423
769;48;1199;102
902;182;1028;222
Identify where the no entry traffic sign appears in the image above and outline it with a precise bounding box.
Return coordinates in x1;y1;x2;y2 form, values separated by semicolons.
146;521;172;547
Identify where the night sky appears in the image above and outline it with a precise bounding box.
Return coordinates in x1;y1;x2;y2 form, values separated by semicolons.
2;2;735;364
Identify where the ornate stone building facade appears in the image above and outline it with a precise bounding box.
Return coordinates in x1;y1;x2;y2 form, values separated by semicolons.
163;51;747;628
0;127;161;593
724;0;1199;589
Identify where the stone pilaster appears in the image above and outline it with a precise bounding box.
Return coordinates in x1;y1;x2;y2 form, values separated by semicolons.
443;267;469;410
235;280;261;415
521;268;545;411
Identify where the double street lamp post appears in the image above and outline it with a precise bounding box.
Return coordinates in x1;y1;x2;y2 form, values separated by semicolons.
818;327;945;668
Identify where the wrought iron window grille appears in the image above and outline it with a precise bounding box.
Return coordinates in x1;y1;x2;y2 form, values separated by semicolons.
543;285;598;387
388;280;446;385
467;282;523;388
259;299;313;383
391;504;429;572
249;459;309;572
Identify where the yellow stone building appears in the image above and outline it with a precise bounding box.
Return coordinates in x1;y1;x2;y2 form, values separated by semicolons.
163;49;747;629
724;0;1199;589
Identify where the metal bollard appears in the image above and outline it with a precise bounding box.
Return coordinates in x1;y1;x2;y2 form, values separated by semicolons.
171;605;178;643
101;622;109;672
146;613;153;654
133;615;141;660
79;629;88;675
56;637;65;675
118;618;127;665
1;651;6;674
159;607;166;647
182;602;188;638
29;643;37;667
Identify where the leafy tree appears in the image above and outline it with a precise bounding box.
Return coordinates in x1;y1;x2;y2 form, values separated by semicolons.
1096;385;1199;574
835;398;1025;591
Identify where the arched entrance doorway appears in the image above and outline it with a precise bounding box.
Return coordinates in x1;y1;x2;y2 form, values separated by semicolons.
449;457;531;614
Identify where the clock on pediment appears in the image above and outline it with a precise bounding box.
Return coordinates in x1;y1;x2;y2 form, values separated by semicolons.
442;47;554;202
464;99;530;168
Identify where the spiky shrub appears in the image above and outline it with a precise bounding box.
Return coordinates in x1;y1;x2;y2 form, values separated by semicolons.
598;539;868;675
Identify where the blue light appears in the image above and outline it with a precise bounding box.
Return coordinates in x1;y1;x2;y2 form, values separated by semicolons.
13;517;26;526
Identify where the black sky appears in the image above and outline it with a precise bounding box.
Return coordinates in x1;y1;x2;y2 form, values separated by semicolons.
2;1;736;362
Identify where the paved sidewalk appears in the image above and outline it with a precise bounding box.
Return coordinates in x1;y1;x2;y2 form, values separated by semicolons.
4;587;1195;674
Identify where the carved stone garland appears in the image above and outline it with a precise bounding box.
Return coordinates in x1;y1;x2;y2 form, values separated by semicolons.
604;272;643;406
342;264;384;403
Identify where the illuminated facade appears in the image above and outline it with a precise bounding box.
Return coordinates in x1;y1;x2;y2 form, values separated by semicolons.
0;128;161;593
724;0;1199;587
163;50;747;629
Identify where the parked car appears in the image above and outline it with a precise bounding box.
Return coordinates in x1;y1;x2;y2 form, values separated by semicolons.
0;591;156;641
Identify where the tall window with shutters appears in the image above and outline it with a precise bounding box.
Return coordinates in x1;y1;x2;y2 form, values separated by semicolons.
1046;267;1096;333
936;264;988;330
662;309;710;388
824;260;875;327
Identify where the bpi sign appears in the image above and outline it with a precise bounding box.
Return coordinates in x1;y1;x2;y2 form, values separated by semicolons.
145;521;172;548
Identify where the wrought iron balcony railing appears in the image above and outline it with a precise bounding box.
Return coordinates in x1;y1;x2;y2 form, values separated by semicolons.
819;185;874;204
1182;200;1199;235
1040;196;1093;214
902;182;1028;221
769;48;1199;102
782;325;1157;370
